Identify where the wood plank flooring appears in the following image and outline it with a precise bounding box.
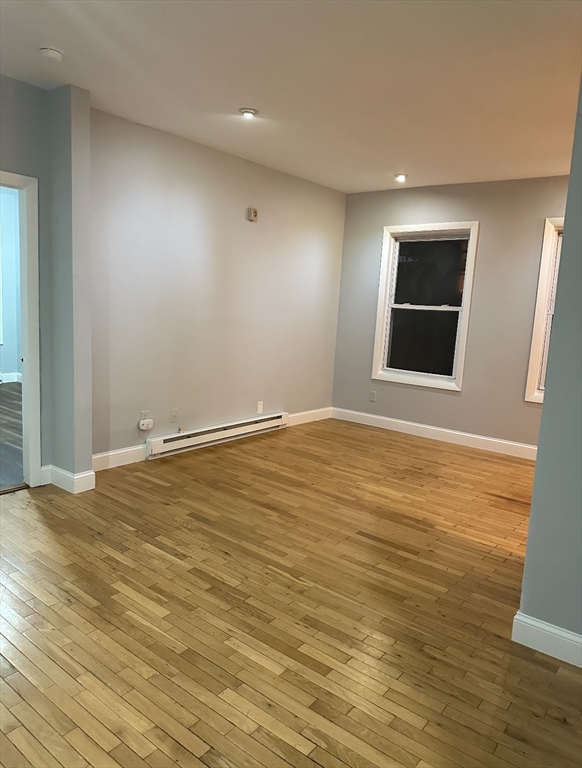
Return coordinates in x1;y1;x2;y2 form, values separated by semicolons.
0;382;24;493
1;419;581;768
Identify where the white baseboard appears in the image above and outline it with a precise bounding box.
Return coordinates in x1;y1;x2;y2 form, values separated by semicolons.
92;407;333;473
39;465;52;486
91;406;536;474
40;465;96;494
0;372;22;383
331;408;537;460
287;407;332;427
92;444;147;471
512;611;582;667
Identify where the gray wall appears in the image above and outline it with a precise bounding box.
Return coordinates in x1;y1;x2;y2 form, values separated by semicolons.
519;85;582;635
1;75;53;462
47;85;93;474
333;176;569;445
0;75;93;474
90;111;345;454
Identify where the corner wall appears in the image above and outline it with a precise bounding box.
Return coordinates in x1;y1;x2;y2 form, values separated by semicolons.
0;74;52;460
47;85;93;475
333;176;568;446
514;84;582;665
0;75;93;481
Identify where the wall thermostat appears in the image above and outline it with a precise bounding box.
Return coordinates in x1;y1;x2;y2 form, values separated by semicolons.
246;207;258;222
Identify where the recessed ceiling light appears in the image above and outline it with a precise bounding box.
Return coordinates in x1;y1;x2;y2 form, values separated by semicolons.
40;47;63;62
239;108;259;119
395;173;408;183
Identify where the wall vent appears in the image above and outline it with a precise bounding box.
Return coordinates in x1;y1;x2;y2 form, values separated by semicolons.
146;412;288;459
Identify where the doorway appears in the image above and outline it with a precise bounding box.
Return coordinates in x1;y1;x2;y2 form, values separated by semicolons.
0;186;23;490
0;172;41;493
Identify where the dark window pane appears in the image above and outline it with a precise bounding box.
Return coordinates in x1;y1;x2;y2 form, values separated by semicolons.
387;309;459;376
395;239;467;307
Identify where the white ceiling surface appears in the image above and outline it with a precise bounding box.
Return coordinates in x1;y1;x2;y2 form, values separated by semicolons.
1;0;581;193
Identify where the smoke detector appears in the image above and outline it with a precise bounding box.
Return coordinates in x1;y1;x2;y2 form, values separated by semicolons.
40;47;63;62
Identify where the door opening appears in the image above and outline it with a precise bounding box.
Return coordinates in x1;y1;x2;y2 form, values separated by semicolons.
0;172;41;493
0;186;24;491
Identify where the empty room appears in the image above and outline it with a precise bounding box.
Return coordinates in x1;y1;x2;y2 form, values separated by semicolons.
0;1;581;767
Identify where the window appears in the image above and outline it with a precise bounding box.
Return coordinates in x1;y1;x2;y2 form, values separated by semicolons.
525;218;564;403
372;221;479;391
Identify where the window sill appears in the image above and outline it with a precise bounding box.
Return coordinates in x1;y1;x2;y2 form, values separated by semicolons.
525;390;544;404
372;368;461;391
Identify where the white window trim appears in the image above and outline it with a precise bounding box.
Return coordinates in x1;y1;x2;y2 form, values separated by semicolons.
525;217;564;404
372;221;479;391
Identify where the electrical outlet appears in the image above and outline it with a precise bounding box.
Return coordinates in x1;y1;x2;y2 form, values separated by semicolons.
257;401;263;414
370;390;376;402
171;408;178;423
140;410;149;420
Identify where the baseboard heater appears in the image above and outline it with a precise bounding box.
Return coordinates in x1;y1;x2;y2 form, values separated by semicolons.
146;412;289;459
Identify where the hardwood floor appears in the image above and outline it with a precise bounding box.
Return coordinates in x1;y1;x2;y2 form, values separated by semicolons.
0;420;581;768
0;382;24;493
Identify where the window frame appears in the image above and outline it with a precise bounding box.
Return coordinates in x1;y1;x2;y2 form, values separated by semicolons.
372;221;479;391
525;217;564;404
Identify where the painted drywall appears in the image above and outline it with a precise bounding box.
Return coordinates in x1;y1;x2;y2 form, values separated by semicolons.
0;75;93;475
0;74;51;459
47;85;93;475
333;176;569;445
90;110;345;454
519;84;582;635
0;186;21;378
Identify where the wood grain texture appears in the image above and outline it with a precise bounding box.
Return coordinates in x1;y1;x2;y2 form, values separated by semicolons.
0;382;24;493
1;420;581;768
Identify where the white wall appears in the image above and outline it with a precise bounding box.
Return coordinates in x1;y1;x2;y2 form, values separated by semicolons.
0;186;21;381
90;110;345;454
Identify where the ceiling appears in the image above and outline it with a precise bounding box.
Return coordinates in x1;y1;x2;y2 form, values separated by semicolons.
1;0;581;193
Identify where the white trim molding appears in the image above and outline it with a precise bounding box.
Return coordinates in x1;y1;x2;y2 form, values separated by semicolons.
92;407;333;472
41;465;96;494
513;611;582;667
525;217;564;404
93;444;148;471
372;221;479;392
287;407;332;427
0;372;22;383
332;408;537;460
